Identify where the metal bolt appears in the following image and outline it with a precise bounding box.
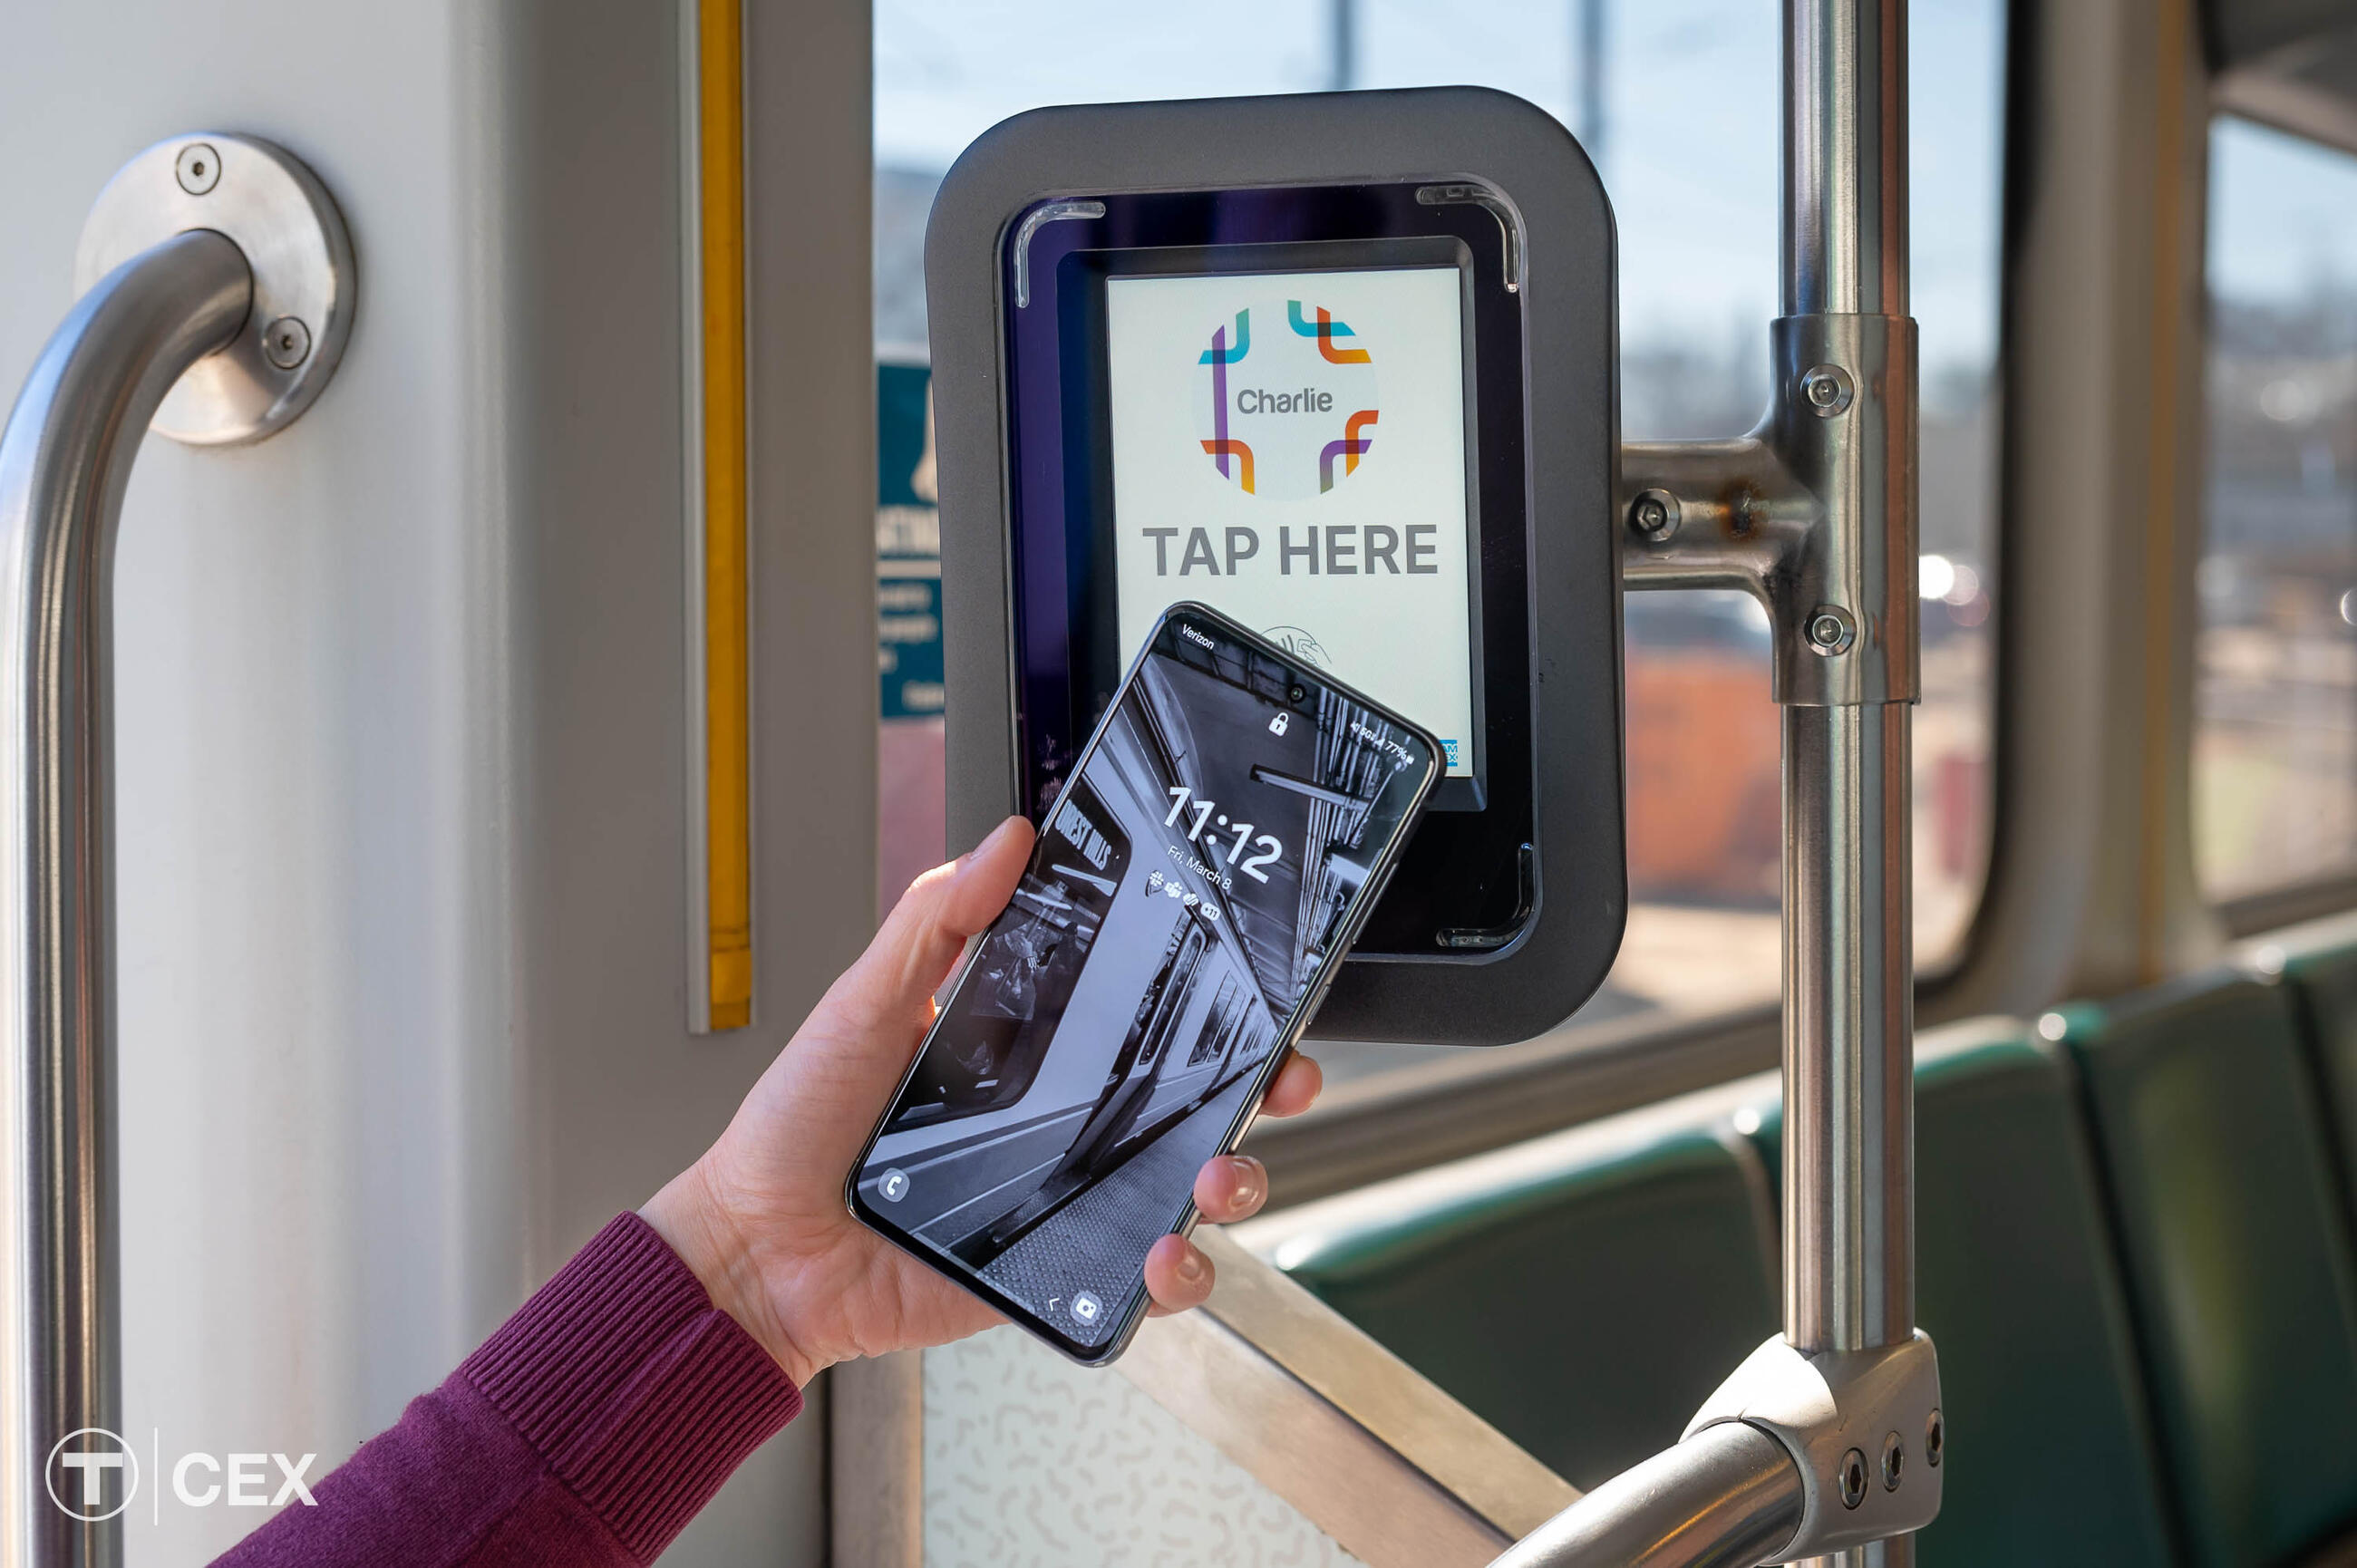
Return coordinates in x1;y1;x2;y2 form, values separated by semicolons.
1882;1431;1905;1491
1629;489;1681;541
1925;1408;1944;1468
1805;605;1856;655
263;317;312;371
1799;363;1854;418
1838;1447;1868;1509
175;142;221;196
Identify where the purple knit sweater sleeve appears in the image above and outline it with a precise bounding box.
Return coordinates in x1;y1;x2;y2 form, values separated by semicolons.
216;1214;802;1568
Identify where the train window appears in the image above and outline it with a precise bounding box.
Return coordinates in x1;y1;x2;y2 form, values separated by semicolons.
874;0;2004;1072
2195;118;2357;904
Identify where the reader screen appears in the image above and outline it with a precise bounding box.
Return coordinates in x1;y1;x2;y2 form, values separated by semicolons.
1103;267;1477;776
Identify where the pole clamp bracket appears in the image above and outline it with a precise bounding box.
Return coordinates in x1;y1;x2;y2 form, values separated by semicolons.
1681;1330;1944;1560
1620;312;1919;707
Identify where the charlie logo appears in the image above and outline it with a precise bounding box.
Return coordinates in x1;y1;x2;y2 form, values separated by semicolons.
1195;299;1380;500
47;1428;138;1522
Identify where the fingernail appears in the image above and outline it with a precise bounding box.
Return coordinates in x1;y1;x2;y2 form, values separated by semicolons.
1175;1246;1207;1284
955;817;1024;873
975;816;1026;862
1227;1157;1265;1209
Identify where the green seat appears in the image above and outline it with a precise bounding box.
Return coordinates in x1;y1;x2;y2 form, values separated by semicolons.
1242;1100;1780;1491
1740;1021;2179;1568
2275;916;2357;1225
2061;973;2357;1568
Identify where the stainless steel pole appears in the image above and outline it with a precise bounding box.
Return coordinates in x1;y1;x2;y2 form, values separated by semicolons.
1781;3;1916;1565
1491;1;1919;1562
1785;0;1908;322
0;231;251;1568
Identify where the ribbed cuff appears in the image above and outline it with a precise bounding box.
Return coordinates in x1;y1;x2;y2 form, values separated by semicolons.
459;1213;803;1563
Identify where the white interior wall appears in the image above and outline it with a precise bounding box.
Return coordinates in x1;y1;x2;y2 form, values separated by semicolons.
0;2;871;1562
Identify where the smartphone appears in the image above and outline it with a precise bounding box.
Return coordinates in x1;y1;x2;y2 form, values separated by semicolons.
846;603;1441;1363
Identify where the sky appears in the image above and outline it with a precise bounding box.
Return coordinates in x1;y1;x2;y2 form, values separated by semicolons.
2210;116;2357;307
873;0;2008;376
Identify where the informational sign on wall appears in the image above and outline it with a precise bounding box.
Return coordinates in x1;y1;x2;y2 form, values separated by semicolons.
878;360;948;913
878;362;945;720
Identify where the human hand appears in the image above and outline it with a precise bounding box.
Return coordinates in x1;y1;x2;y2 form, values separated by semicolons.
641;815;1324;1385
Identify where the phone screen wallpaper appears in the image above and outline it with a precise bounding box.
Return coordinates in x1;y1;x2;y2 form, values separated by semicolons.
855;618;1430;1348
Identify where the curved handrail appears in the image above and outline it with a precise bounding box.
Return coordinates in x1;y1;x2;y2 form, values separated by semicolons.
1120;1229;1581;1567
0;229;250;1568
1486;1428;1803;1568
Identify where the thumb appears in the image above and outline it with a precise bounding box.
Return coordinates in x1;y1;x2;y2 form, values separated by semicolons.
832;815;1033;1038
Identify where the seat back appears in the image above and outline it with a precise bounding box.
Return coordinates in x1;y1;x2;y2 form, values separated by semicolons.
1912;1025;2179;1565
1237;1086;1780;1492
2062;973;2357;1568
1737;1020;2180;1567
2276;917;2357;1227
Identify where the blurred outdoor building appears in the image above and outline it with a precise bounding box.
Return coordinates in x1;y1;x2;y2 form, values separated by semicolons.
2197;118;2357;902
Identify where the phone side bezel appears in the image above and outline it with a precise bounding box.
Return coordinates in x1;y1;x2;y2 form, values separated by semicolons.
842;600;1442;1366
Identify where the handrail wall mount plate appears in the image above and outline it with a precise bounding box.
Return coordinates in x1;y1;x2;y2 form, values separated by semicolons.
74;132;354;446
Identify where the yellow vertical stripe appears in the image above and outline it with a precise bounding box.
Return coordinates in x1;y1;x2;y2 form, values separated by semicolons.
701;0;752;1029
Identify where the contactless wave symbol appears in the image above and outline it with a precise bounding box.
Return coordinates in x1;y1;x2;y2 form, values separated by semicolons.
1194;300;1380;503
1263;626;1331;668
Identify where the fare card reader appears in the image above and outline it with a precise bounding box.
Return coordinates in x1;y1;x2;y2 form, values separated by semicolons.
929;87;1623;1047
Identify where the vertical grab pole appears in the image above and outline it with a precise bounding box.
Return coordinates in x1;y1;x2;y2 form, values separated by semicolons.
0;231;251;1568
1780;2;1918;1564
1493;1;1922;1562
1780;0;1914;1399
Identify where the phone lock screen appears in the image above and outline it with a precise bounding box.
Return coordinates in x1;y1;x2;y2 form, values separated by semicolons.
849;606;1438;1359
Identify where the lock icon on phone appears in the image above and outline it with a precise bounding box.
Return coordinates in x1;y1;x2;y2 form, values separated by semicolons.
1268;712;1290;737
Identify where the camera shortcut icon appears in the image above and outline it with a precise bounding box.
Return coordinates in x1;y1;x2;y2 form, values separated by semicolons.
878;1168;912;1204
46;1428;138;1522
1070;1291;1103;1326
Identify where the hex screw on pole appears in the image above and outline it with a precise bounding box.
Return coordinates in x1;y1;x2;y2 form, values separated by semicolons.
1881;1431;1905;1491
1925;1408;1945;1468
1799;363;1854;418
1629;488;1681;541
1805;605;1856;656
175;142;221;196
263;316;312;371
1839;1447;1869;1509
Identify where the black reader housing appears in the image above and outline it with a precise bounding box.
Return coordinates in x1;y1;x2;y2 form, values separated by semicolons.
928;86;1624;1046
